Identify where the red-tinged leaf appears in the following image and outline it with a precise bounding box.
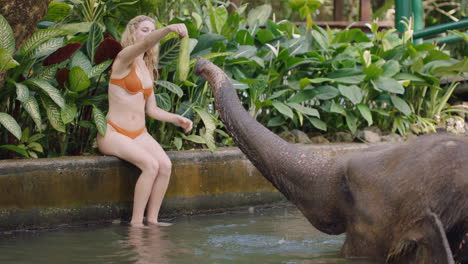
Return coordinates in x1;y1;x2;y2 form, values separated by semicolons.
94;38;122;64
43;42;82;66
56;67;70;89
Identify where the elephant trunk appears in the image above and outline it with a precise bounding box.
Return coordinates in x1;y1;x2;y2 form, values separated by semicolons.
195;58;346;234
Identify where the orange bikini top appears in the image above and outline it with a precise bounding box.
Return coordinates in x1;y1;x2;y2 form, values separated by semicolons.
110;64;153;99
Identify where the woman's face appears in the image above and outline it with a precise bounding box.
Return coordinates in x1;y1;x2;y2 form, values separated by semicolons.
135;20;155;42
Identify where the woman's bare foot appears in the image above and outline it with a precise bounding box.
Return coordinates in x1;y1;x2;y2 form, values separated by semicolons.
147;220;173;227
129;221;148;228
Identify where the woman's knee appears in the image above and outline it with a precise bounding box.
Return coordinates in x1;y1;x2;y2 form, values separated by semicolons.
139;159;159;178
158;158;172;176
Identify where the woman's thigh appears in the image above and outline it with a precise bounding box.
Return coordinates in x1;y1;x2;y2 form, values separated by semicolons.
97;125;155;171
133;132;171;168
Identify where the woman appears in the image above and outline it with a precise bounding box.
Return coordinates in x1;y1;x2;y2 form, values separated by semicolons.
97;15;192;227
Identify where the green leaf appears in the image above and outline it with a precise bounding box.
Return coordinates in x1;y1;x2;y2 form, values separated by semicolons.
364;64;383;79
183;134;206;144
86;22;103;59
27;142;43;153
272;101;293;119
0;145;28;157
330;100;346;115
88;60;112;78
371;77;404;94
159;38;180;67
286;103;320;117
394;73;425;82
155;92;171;111
41;96;65;132
20;29;66;56
23;95;42;130
382;60;400;77
209;5;228;34
26;78;65;108
256;29;274;44
306;116;327;131
345;111;357;134
69;66;91;92
15;82;29;102
247;4;272;27
70;51;92;72
0;14;15;54
28;133;45;143
27;38;64;60
228;45;257;59
59;22;93;35
61;103;77;124
44;2;71;22
92;105;106;136
331;74;366;84
314;86;340;100
267;116;285;127
193;107;216;152
173;137;182;150
311;30;329;49
0;49;19;70
235;30;254;45
155;80;183;97
390;95;412;115
0;112;22;140
34;64;59;81
357;104;373;126
338;84;363;105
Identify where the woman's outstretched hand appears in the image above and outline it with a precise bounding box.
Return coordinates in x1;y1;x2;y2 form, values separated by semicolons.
176;116;193;133
167;23;188;38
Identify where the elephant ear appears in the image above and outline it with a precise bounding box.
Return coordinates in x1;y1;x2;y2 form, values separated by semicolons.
386;210;455;264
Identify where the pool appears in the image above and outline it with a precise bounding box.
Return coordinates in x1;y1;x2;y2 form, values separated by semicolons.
0;206;374;263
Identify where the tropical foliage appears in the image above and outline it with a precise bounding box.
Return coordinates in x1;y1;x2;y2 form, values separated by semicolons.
1;0;467;159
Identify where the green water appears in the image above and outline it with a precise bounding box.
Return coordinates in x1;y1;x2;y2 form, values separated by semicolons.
0;206;374;264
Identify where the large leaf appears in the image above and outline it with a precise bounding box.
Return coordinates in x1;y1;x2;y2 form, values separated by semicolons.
286;36;308;56
390;95;412;116
155;92;171;111
382;60;400;77
69;66;91;92
0;14;15;54
155;80;183;97
209;5;228;34
159;38;180;67
20;29;66;56
193;107;216;152
15;82;29;103
306;116;327;131
26;78;65;109
345;110;357;134
357;104;373;126
0;112;22;140
235;30;254;45
61;103;77;124
70;51;92;72
272;101;293;119
92;105;106;136
192;33;226;55
338;85;363;105
247;4;272;27
330;74;366;84
0;145;28;157
59;22;93;34
86;22;104;59
286;102;320;117
0;49;19;70
227;45;257;59
41;96;65;132
23;95;42;130
256;29;274;44
27;38;64;60
371;77;404;94
44;1;71;22
88;60;112;78
34;64;59;81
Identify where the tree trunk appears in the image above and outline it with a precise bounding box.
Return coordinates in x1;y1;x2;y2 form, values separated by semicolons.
0;0;52;89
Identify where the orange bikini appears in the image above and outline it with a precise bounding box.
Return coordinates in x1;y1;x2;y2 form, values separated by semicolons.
108;64;152;139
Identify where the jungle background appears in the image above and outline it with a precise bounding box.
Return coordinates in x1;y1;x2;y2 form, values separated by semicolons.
1;0;468;159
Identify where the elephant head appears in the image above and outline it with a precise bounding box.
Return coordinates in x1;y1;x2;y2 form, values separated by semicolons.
195;58;468;263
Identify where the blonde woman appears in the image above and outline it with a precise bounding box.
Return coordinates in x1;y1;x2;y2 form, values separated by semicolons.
97;16;192;227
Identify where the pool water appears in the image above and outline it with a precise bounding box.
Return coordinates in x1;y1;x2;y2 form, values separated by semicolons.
0;206;374;264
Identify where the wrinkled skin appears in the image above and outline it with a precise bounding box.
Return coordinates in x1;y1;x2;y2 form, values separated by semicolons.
194;58;468;264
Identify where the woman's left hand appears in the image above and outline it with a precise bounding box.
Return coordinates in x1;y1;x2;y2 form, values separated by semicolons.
176;116;193;132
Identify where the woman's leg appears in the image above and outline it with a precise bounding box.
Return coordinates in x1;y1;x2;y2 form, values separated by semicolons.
97;127;159;227
135;133;173;225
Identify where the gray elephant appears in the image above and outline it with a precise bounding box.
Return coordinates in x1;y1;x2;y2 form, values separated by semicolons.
194;58;468;264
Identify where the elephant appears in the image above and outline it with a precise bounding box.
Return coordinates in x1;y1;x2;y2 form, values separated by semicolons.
194;58;468;264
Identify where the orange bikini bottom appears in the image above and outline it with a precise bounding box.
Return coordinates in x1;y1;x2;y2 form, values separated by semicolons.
107;120;145;139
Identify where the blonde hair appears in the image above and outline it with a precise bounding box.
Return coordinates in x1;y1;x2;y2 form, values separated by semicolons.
121;15;160;79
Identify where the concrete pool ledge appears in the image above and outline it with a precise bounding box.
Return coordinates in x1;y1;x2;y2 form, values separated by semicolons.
0;144;369;231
